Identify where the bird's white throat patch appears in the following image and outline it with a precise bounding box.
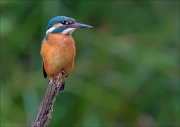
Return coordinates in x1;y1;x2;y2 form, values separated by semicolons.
46;27;76;35
62;28;76;35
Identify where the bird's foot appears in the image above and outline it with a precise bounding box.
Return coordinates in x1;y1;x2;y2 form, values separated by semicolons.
61;69;65;76
59;81;65;92
56;69;66;92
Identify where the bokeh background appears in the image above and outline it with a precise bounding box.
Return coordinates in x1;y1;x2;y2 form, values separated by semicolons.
0;0;179;127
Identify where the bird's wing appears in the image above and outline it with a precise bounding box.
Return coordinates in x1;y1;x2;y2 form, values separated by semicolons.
43;62;47;78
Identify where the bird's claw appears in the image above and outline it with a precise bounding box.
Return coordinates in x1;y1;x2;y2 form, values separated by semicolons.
61;69;65;76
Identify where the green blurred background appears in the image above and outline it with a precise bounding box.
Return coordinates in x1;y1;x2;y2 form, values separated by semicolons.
0;0;179;127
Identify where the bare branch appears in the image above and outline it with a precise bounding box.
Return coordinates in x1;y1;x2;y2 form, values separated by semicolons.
32;72;65;127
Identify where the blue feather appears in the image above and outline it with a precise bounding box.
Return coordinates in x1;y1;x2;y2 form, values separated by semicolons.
51;26;68;33
44;34;48;40
47;16;75;29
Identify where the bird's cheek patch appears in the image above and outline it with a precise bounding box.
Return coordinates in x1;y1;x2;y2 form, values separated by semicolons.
53;23;63;28
46;27;55;34
46;23;63;34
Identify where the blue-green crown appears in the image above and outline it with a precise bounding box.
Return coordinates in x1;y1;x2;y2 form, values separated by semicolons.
47;16;76;29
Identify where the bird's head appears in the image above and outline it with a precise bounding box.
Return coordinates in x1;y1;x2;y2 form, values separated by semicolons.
46;16;93;35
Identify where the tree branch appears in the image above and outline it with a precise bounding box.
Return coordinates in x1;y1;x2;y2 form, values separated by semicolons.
32;72;65;127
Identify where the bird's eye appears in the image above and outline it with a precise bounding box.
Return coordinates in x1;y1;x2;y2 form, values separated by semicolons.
61;20;67;25
61;20;74;25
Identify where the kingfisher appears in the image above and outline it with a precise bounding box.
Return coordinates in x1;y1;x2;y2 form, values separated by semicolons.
40;16;93;91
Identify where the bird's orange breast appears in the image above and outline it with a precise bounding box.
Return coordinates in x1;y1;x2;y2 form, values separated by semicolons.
40;33;76;78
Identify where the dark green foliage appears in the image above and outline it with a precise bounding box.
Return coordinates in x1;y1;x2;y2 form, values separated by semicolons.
0;0;179;127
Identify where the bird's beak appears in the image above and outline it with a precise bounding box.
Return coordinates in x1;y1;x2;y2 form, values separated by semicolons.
68;22;93;28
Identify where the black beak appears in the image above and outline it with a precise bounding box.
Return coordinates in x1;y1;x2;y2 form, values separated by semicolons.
68;22;93;28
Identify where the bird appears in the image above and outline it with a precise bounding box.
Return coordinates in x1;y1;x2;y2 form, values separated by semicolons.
40;16;93;91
